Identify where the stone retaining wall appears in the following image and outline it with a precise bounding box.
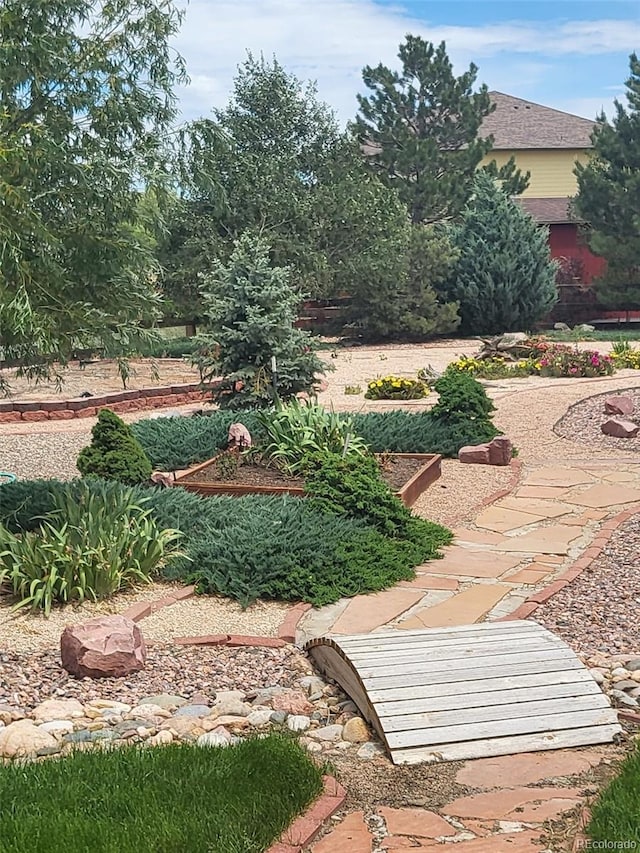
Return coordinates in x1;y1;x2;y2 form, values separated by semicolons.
0;384;215;423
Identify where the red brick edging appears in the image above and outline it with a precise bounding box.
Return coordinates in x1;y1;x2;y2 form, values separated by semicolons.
267;775;346;853
479;457;523;509
122;587;312;649
500;503;640;622
0;383;216;423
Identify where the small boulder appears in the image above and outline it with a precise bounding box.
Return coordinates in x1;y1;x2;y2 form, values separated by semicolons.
601;418;639;438
554;322;570;331
342;717;370;744
32;698;85;723
0;719;60;759
227;422;252;448
60;615;146;679
575;323;595;333
271;690;314;716
488;436;513;466
458;444;491;465
604;396;635;416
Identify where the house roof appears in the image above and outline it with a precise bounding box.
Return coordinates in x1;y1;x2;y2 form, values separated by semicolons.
481;92;596;150
514;197;581;224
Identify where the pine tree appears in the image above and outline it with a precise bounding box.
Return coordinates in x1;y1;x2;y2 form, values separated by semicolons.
194;232;328;410
573;53;640;307
439;173;557;334
352;36;529;225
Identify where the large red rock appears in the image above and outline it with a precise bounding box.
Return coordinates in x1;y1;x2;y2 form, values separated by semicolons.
488;436;513;466
601;417;639;438
60;615;146;679
604;395;634;416
458;444;491;464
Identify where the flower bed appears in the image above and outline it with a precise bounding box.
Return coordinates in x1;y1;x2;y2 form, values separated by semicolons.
365;375;428;400
448;340;615;379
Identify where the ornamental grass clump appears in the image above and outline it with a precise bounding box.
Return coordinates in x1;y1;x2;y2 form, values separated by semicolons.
0;483;182;615
365;375;428;400
608;341;640;369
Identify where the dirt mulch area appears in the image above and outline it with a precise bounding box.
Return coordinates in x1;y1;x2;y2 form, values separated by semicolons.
179;454;426;492
531;513;640;658
554;384;640;453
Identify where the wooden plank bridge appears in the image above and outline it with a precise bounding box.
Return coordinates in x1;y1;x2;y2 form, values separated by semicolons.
305;620;621;765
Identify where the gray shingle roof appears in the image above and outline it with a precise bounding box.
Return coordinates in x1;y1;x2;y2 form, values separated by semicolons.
514;197;582;224
482;92;596;150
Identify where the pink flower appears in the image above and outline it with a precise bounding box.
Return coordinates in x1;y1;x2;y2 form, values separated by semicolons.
569;367;578;374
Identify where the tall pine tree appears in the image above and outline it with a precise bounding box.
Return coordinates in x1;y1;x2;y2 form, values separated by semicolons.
573;53;640;307
352;36;528;225
438;173;557;335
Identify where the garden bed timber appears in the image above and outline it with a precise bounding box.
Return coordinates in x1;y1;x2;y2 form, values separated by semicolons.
175;453;442;507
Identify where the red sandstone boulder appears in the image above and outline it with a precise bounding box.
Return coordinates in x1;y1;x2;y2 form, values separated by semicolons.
604;395;634;416
488;436;513;466
459;436;513;466
458;444;491;464
601;417;639;438
61;615;146;679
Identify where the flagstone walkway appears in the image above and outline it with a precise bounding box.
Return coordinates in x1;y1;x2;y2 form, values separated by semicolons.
299;431;640;850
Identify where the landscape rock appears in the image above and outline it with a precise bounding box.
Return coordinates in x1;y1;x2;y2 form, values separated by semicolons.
310;724;344;742
125;704;172;722
604;396;634;416
174;704;212;718
488;436;513;466
0;720;60;758
609;689;638;708
197;727;232;747
287;715;311;732
159;716;203;736
38;720;75;738
627;659;640;671
458;444;491;465
554;322;570;331
227;422;252;448
271;690;314;716
32;698;85;723
601;418;639;438
247;709;274;727
138;694;187;711
496;332;528;349
210;698;251;718
575;323;595;333
60;615;146;679
84;699;131;717
270;711;287;725
298;676;326;696
148;730;174;746
342;717;370;744
357;742;385;760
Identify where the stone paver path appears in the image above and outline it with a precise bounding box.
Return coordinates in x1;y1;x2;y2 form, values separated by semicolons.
299;457;639;852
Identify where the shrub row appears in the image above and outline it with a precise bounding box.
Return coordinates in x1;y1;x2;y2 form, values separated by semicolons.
0;477;451;608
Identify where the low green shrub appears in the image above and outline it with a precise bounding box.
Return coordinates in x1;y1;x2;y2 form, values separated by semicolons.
0;734;323;853
77;409;152;485
255;400;368;474
365;375;429;400
0;483;182;614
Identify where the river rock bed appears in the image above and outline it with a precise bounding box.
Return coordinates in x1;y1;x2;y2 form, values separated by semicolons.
554;385;640;451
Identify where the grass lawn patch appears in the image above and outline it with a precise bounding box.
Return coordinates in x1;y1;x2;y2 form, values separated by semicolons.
0;735;324;853
587;745;640;846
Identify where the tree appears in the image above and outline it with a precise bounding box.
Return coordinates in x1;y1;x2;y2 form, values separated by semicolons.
0;0;185;384
438;173;557;335
77;409;152;485
348;220;460;340
352;36;529;225
159;55;414;316
194;232;328;410
573;53;640;307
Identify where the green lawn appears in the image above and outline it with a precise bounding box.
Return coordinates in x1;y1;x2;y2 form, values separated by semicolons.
588;746;640;846
0;735;324;853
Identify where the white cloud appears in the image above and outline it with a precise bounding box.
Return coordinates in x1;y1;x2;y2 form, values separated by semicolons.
170;0;639;124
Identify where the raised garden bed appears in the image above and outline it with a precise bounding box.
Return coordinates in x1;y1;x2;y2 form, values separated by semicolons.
175;453;441;508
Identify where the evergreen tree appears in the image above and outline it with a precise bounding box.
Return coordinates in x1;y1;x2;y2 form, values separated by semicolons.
194;232;327;410
0;0;185;383
573;53;640;307
352;36;529;225
439;173;557;335
77;410;152;485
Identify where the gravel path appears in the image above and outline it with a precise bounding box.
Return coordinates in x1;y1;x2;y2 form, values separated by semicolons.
532;514;640;658
0;644;310;713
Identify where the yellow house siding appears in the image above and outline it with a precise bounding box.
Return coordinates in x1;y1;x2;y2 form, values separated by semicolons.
481;149;591;197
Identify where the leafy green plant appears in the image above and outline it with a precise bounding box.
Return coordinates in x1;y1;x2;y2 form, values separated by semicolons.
344;384;362;395
212;450;241;481
0;483;182;614
77;409;153;485
255;399;368;474
536;347;614;377
607;341;640;369
365;375;429;400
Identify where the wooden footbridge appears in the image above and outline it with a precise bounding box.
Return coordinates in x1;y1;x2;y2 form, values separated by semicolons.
305;620;621;765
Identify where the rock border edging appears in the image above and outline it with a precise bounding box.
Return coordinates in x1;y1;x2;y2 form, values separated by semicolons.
0;383;215;423
499;503;640;622
267;775;346;853
121;588;313;650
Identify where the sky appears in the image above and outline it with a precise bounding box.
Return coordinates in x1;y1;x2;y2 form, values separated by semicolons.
171;0;640;127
